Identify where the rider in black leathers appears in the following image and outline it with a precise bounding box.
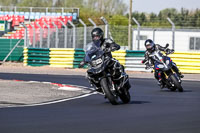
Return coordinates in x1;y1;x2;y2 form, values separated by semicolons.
142;39;184;88
79;27;130;90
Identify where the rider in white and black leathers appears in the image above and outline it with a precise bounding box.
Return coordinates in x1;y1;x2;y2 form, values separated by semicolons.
79;27;130;89
142;39;184;88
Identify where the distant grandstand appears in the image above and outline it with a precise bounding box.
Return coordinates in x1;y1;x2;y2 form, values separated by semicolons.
0;6;79;40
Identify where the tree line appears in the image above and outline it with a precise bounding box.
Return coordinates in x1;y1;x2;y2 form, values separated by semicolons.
0;0;200;28
131;8;200;28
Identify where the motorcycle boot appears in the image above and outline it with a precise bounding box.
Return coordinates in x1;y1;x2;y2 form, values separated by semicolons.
155;71;165;89
112;61;131;90
158;79;164;89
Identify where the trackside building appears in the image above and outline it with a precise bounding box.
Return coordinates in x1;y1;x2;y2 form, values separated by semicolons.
132;28;200;52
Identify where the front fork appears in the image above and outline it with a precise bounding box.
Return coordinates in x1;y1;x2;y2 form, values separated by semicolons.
163;69;182;84
163;68;176;79
87;72;117;94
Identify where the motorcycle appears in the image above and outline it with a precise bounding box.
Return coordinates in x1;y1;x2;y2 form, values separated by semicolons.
146;44;183;92
84;46;131;105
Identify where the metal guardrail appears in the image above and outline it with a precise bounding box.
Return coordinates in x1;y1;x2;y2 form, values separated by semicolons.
49;48;75;68
23;47;50;66
23;48;200;73
169;52;200;73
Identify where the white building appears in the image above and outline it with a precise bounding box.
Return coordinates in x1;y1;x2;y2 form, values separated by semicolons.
132;28;200;52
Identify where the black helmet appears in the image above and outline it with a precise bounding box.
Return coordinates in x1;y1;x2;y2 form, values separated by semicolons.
91;27;104;42
144;39;155;52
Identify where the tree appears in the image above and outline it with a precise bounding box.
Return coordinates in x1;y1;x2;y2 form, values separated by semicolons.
85;0;127;15
17;0;53;7
0;0;18;6
159;8;178;18
194;9;200;27
139;13;147;25
59;0;84;8
131;11;140;20
149;13;157;22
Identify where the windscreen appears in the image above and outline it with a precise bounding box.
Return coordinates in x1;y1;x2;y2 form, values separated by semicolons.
85;46;104;63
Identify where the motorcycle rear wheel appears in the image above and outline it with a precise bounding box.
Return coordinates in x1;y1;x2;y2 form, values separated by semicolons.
100;78;119;105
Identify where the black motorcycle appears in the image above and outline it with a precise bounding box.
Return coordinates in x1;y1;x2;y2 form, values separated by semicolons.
84;46;131;105
146;44;183;92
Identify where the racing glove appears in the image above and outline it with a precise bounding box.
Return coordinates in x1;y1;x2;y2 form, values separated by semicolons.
78;61;85;68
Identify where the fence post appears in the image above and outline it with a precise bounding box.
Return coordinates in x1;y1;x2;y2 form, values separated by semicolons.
167;17;175;49
22;23;28;47
46;8;48;14
14;6;17;13
132;28;134;50
43;20;50;48
59;20;68;48
52;22;58;48
88;18;96;28
153;29;156;42
35;22;43;48
62;8;64;14
132;17;141;50
68;20;76;48
100;16;109;38
30;23;36;47
79;19;87;49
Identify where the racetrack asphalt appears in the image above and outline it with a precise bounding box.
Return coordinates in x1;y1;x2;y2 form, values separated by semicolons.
0;62;199;108
0;71;200;133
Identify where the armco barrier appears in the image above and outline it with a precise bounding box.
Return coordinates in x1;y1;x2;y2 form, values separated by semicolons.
169;52;200;73
49;48;75;68
24;48;84;68
23;47;50;66
125;50;147;71
0;39;24;61
23;48;200;74
112;50;126;66
73;49;85;68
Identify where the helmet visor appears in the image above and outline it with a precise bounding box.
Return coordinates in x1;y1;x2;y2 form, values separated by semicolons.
92;35;101;41
146;44;153;49
146;43;154;52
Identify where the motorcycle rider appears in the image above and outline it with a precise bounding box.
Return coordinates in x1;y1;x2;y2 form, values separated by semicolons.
142;39;184;88
79;27;130;90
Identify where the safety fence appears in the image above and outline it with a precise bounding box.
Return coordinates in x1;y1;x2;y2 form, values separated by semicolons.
0;39;24;61
23;48;200;74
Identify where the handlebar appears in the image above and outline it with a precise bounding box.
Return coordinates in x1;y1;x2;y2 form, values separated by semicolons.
165;43;169;48
165;49;174;55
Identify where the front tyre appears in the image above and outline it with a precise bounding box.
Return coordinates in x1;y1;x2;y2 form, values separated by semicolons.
119;89;131;104
170;74;183;92
100;78;119;105
119;81;131;103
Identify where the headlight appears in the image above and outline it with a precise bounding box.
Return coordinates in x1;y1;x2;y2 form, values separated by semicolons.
157;64;164;68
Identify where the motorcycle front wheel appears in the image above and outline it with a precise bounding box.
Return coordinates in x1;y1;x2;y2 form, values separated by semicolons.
119;82;131;104
170;74;183;92
100;78;119;105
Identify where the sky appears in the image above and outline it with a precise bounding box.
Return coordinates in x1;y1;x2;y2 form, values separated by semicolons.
124;0;200;14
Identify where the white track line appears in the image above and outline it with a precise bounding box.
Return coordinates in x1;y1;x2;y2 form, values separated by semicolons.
6;92;98;108
2;79;98;108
